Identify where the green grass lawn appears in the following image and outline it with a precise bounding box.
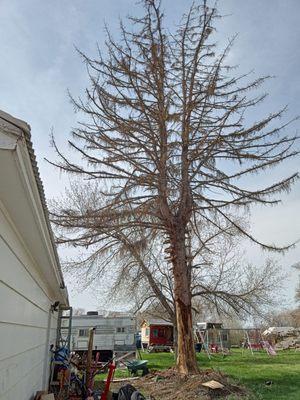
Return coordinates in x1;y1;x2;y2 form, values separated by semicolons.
199;349;300;400
146;349;300;400
97;349;300;399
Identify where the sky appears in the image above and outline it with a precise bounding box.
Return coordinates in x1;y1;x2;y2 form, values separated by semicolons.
0;0;299;312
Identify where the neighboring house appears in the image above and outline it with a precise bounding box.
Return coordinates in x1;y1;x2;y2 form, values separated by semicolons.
71;312;136;360
0;110;68;400
141;319;173;348
195;321;231;350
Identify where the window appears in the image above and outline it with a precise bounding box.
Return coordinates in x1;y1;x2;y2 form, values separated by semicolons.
117;327;125;333
78;329;89;337
158;329;165;338
222;333;228;341
145;328;150;336
153;329;158;338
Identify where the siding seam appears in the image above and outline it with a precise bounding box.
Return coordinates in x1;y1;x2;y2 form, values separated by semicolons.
0;342;45;363
0;320;47;330
0;358;44;398
0;279;48;314
0;230;53;304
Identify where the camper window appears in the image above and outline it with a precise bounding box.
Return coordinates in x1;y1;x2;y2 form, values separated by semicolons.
78;329;89;337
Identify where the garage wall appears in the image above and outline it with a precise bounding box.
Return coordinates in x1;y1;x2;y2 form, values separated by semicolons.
0;205;58;400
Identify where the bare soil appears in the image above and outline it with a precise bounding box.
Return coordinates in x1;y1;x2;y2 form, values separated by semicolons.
111;368;248;399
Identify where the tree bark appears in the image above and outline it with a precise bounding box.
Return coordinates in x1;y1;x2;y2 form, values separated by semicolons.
172;228;198;374
172;317;178;360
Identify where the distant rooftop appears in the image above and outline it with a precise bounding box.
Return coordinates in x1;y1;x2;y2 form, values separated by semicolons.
143;319;173;326
73;311;133;319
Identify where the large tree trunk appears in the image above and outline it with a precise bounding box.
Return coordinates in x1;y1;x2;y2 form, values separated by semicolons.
172;317;178;360
174;283;198;374
172;229;198;374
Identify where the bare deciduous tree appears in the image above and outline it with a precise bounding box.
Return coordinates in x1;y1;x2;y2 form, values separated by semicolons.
293;263;300;303
49;0;299;373
296;281;300;303
265;308;300;328
107;239;283;321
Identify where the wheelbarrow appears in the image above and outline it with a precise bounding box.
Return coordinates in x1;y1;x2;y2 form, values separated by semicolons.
124;359;149;376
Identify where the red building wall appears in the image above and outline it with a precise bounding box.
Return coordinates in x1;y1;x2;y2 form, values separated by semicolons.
149;325;173;346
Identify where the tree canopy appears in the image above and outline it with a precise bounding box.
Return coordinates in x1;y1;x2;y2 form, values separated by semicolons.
50;0;299;373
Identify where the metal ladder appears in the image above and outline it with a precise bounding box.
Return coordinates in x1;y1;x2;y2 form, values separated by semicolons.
56;305;73;349
49;305;73;399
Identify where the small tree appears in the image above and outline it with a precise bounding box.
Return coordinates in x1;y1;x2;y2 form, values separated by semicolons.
50;1;299;373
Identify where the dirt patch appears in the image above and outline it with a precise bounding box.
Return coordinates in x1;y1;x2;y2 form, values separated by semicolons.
111;368;248;399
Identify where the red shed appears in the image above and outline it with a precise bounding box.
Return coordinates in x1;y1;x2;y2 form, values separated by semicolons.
141;319;173;348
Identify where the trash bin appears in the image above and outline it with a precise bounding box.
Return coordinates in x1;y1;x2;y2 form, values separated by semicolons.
195;343;202;353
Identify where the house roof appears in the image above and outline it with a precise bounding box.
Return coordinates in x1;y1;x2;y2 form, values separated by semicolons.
0;109;68;303
197;321;223;327
143;319;173;326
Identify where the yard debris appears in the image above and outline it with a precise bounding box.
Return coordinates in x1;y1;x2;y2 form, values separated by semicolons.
34;391;48;400
109;377;140;383
148;345;172;353
111;368;248;399
154;375;165;382
117;384;146;400
201;380;225;390
40;394;55;400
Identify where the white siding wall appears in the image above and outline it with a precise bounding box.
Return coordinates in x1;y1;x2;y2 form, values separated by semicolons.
0;206;58;400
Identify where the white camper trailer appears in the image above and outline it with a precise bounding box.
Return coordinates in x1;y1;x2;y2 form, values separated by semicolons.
71;312;136;360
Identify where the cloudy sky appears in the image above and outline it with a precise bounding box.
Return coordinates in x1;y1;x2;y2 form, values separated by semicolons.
0;0;299;311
